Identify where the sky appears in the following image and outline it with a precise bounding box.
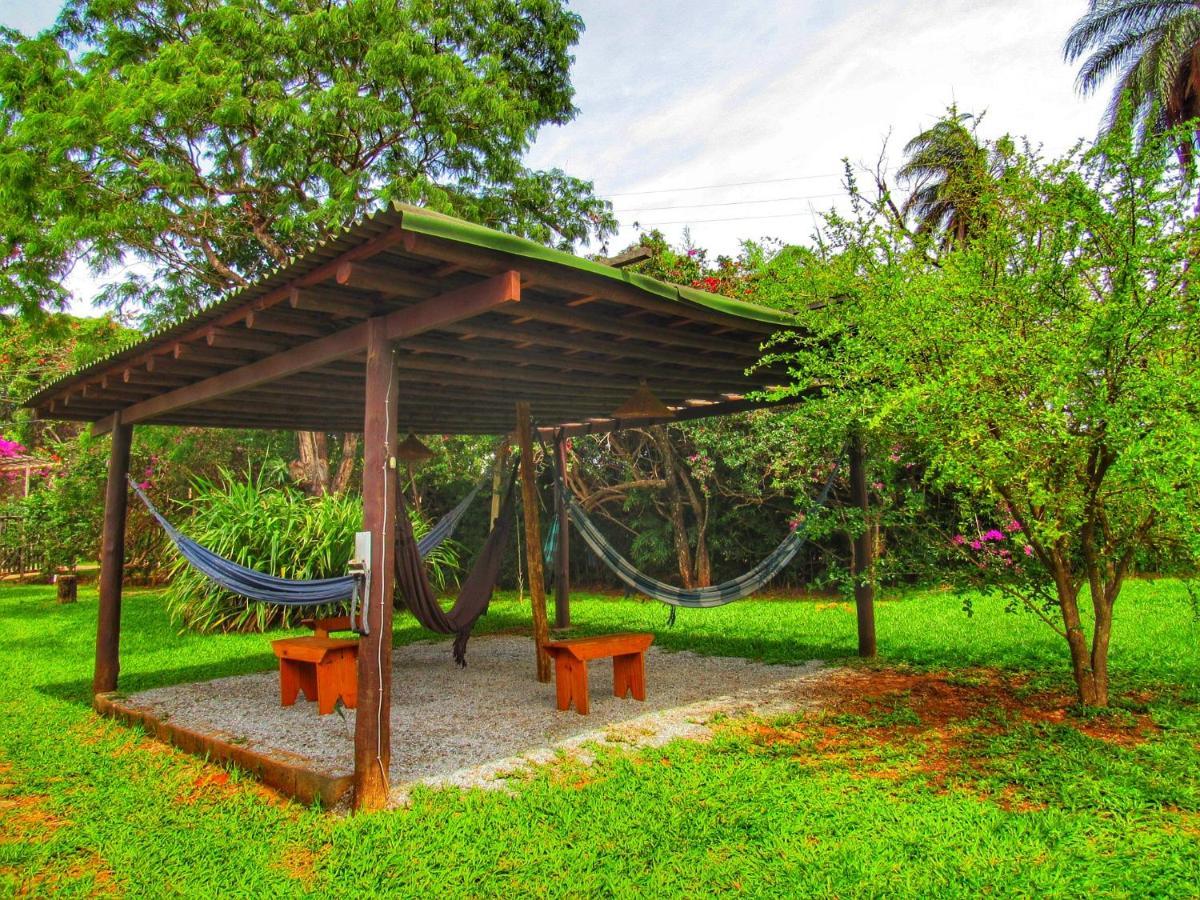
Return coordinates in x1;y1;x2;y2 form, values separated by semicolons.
0;0;1110;312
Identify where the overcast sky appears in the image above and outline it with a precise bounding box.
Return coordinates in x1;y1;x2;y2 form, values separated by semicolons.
1;0;1109;312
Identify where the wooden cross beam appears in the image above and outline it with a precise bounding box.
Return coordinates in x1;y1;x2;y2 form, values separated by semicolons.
92;271;520;436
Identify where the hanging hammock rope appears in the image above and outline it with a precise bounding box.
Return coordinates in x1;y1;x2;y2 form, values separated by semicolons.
559;461;839;608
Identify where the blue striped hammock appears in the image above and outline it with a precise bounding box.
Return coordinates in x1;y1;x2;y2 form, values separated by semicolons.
130;478;479;620
562;465;837;608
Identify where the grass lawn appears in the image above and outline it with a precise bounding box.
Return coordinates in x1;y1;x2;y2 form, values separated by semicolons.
0;580;1198;897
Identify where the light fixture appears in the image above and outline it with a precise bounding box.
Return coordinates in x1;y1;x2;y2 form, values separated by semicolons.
395;432;435;464
610;381;675;420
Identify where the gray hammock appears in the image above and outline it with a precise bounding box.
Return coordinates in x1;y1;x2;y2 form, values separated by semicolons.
561;465;838;608
130;478;480;626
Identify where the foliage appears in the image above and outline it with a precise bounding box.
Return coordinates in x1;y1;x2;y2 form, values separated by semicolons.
895;107;1013;246
0;313;129;443
163;466;460;632
0;0;616;322
0;580;1196;894
1065;0;1200;163
761;114;1200;705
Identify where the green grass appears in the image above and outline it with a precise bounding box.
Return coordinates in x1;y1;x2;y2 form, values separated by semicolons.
0;580;1197;897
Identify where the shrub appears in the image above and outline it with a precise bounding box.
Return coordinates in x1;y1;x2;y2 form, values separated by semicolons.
162;468;459;633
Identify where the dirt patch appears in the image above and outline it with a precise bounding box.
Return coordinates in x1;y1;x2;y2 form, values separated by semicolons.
735;667;1161;800
272;843;329;891
0;794;69;844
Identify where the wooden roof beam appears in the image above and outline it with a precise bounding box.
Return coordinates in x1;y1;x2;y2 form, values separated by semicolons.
92;271;521;435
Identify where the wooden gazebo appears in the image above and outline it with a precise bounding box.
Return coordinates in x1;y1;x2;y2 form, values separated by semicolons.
25;204;875;809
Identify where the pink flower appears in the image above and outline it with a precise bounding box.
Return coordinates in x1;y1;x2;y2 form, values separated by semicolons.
138;480;151;490
1004;520;1022;533
969;539;983;551
951;534;967;545
871;481;884;491
983;529;1005;542
1023;545;1034;557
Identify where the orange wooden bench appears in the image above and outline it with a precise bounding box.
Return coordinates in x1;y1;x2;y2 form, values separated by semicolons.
271;616;358;716
544;632;654;715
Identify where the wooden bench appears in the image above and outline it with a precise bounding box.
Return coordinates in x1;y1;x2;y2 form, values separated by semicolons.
271;616;358;716
544;632;654;715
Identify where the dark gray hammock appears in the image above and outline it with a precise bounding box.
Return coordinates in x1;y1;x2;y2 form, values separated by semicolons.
130;478;480;629
394;464;519;665
560;463;838;608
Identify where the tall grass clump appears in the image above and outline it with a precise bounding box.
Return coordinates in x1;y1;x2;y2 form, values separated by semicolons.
163;467;459;632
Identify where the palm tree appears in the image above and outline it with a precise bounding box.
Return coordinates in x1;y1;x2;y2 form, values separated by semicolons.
897;109;996;247
1064;0;1200;163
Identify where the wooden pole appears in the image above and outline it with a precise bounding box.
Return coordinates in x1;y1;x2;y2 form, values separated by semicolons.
553;429;571;630
93;418;132;695
489;435;510;529
849;432;877;657
353;319;399;811
515;401;551;681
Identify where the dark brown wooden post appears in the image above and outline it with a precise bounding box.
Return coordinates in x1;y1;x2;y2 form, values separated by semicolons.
515;402;551;681
354;319;399;811
849;432;877;657
553;429;571;630
93;418;133;695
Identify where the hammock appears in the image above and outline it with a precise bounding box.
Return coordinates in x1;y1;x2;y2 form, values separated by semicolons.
561;464;838;608
394;463;519;665
130;478;480;629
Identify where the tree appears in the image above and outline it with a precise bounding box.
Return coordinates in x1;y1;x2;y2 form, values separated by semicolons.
1065;0;1200;168
896;108;1008;247
762;119;1200;707
0;0;615;493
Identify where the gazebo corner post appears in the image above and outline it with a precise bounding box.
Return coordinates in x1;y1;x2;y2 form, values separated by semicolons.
515;401;551;681
93;415;133;696
849;431;877;658
553;429;571;631
353;318;400;811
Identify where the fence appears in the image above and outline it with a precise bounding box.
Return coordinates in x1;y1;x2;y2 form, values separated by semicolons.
0;514;47;576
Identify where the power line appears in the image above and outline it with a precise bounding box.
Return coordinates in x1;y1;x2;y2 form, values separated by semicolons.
629;210;824;227
617;192;844;213
604;172;846;198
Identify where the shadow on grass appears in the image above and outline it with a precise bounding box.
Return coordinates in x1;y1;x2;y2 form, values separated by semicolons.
36;654;279;708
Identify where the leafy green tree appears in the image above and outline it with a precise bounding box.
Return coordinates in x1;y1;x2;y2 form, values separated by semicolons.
0;0;614;322
0;0;616;495
1065;0;1200;168
762;118;1200;707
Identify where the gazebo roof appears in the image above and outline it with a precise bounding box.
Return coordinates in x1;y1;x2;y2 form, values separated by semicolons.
26;204;801;436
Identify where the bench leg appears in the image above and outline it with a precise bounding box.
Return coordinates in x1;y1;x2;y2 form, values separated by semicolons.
553;654;572;712
554;654;590;715
316;659;340;715
279;659;300;707
297;662;318;704
613;652;646;701
337;650;358;710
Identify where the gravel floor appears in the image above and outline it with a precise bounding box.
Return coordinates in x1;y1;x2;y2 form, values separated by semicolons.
124;636;831;803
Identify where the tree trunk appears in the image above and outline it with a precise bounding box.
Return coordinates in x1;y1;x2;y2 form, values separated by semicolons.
330;433;359;495
293;431;330;495
1053;565;1107;707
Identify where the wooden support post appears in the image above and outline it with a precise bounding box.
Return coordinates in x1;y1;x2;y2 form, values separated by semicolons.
515;401;551;682
93;418;133;694
850;432;877;657
353;319;399;811
489;436;510;529
553;429;571;631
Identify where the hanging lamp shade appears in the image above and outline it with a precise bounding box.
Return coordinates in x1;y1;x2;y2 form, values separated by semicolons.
396;432;435;463
610;381;675;420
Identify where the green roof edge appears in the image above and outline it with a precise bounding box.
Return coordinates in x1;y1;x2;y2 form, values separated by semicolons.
393;202;799;328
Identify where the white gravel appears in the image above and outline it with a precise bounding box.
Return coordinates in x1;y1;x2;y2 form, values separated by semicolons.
124;635;832;805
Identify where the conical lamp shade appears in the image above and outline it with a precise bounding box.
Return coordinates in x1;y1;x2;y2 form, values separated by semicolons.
610;382;674;420
396;432;435;463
